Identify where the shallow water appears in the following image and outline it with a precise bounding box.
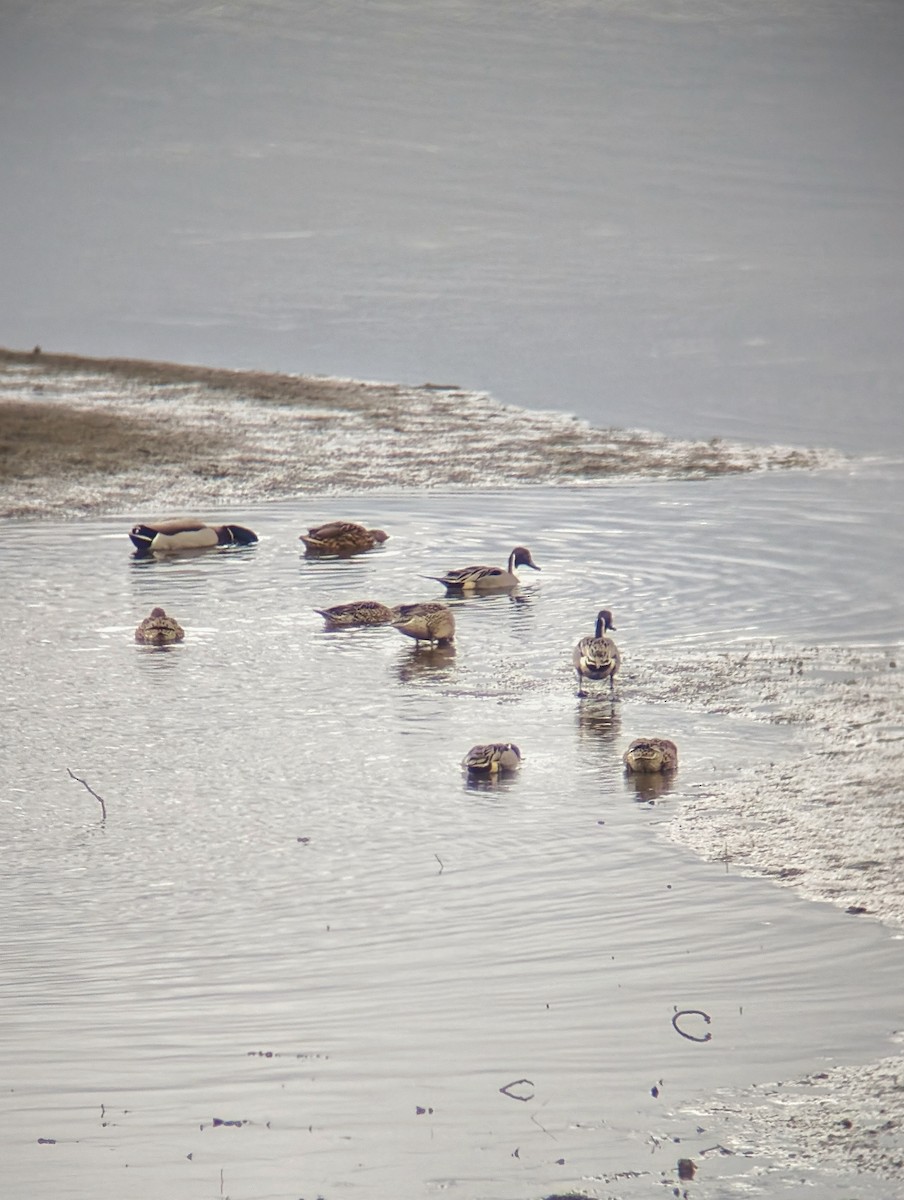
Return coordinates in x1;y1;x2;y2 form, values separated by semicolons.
2;476;902;1199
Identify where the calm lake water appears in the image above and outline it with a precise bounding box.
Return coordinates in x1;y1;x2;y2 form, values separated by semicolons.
2;1;904;1196
3;0;904;455
2;474;903;1200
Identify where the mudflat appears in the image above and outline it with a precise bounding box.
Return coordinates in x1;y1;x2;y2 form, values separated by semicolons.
0;345;840;521
0;345;437;517
0;346;397;499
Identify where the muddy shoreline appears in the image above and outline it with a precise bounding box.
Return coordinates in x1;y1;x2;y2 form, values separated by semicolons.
1;346;841;520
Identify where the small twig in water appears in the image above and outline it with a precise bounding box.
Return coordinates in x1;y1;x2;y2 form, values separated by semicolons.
67;768;107;821
434;853;444;874
529;1110;557;1140
671;1009;712;1043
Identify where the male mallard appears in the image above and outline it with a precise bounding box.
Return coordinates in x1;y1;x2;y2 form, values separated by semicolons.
391;602;456;646
427;546;540;591
461;743;522;774
134;606;185;644
129;518;258;554
573;608;620;697
299;521;389;556
314;600;396;628
623;738;678;773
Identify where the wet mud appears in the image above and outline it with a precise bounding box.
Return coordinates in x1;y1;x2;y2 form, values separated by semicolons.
0;348;841;519
627;643;904;929
679;1049;904;1184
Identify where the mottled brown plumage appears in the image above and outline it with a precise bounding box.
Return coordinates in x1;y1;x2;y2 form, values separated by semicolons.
391;602;456;646
314;600;396;627
134;607;185;644
300;521;388;555
623;738;678;773
461;743;522;773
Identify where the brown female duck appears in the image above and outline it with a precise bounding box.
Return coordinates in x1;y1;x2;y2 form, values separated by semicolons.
134;607;185;644
623;738;678;773
314;600;396;628
391;602;456;647
461;743;522;774
300;521;389;555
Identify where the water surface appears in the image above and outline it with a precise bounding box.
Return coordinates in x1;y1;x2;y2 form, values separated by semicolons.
2;480;902;1199
3;1;904;1193
2;0;903;453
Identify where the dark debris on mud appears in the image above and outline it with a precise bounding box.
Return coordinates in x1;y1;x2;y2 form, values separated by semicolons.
680;1050;904;1183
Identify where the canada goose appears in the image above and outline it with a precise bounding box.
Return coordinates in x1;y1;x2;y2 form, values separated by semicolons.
623;738;678;773
391;602;455;646
461;743;522;773
299;521;388;555
573;608;620;697
129;518;257;554
314;600;396;627
427;546;540;591
134;606;185;644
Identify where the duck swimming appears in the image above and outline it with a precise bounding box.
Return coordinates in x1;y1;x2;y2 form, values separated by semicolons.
461;743;522;774
427;546;540;591
314;600;396;628
134;607;185;644
129;518;258;555
623;738;678;773
573;608;620;697
391;602;456;646
300;521;389;555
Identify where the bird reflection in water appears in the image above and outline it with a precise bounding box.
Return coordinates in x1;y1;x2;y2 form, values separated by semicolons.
625;771;676;805
466;589;533;606
575;699;621;746
395;643;457;684
134;643;183;679
463;770;521;796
